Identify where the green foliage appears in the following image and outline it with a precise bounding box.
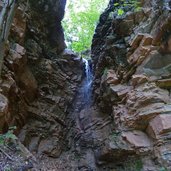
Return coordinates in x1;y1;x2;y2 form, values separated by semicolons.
123;159;143;171
0;126;17;145
117;8;124;15
62;0;108;53
114;0;141;16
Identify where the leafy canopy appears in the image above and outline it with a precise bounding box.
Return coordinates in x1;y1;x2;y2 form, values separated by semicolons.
62;0;108;53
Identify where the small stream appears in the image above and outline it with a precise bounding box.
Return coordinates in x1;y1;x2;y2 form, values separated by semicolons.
70;58;93;133
82;58;93;106
64;58;98;170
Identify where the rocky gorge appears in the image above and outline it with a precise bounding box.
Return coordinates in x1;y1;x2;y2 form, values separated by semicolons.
0;0;171;170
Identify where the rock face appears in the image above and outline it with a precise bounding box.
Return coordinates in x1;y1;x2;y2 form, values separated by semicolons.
28;0;66;53
1;0;171;170
91;0;171;170
0;0;84;161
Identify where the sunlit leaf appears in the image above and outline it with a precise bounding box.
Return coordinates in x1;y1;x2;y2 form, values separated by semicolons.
118;9;124;15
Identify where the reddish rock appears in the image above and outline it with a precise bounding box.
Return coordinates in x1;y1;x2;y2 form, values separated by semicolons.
113;83;171;130
14;43;26;56
7;48;27;73
110;84;132;100
10;6;27;44
147;114;171;139
122;130;151;148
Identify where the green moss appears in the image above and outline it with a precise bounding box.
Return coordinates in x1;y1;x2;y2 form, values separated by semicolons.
114;0;142;16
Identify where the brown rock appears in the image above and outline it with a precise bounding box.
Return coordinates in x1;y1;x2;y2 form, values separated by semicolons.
128;45;151;64
141;34;153;46
105;70;119;85
19;67;38;102
131;74;149;86
129;34;144;50
156;79;171;88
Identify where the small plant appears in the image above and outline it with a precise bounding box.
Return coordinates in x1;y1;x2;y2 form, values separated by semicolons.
0;126;17;145
114;0;142;16
103;67;108;76
123;158;143;171
4;166;12;171
135;159;143;171
160;167;168;171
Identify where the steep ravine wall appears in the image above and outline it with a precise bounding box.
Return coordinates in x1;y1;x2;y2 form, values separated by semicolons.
1;0;171;170
0;0;84;160
91;0;171;170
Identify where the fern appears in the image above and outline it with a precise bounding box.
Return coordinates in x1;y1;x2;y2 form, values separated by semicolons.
0;126;17;145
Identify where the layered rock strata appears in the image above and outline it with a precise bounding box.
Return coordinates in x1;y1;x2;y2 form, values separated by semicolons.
91;0;171;170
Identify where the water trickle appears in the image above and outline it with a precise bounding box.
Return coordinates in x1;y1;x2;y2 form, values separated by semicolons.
164;0;171;10
83;58;93;105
